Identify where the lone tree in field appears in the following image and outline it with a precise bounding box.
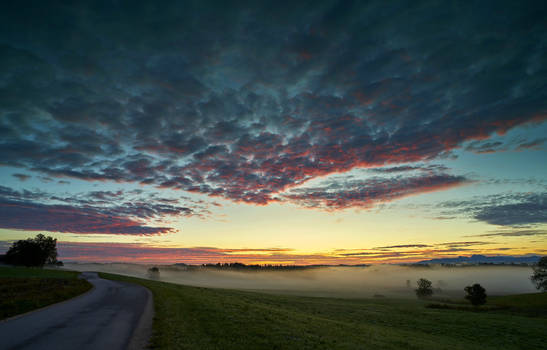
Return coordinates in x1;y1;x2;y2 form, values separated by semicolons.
464;283;487;306
415;278;433;299
531;256;547;292
4;234;58;267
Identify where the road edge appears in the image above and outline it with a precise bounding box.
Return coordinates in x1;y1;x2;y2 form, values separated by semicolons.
127;285;155;350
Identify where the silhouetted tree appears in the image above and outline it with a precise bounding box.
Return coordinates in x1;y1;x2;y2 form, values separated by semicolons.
147;266;160;279
464;283;487;306
4;234;58;267
531;256;547;292
415;278;433;299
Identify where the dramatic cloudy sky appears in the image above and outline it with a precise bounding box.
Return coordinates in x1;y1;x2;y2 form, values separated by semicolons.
1;0;546;264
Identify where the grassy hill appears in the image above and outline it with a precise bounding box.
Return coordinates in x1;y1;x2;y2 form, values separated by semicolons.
0;266;92;320
100;272;546;350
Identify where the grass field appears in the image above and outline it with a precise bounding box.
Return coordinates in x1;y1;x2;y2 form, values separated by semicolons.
100;272;547;350
0;266;92;320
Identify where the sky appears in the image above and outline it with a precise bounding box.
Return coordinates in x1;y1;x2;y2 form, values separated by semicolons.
0;0;546;264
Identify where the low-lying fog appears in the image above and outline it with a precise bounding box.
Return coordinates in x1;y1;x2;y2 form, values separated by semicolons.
64;263;537;298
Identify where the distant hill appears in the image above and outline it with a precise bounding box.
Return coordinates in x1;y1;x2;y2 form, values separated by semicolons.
417;254;541;265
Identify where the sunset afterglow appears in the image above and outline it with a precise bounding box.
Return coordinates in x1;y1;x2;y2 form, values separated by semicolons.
1;1;545;264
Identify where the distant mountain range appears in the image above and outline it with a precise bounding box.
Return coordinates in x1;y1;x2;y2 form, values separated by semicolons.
418;254;541;265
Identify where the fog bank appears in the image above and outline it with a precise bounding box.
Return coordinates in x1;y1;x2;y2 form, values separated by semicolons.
64;263;537;298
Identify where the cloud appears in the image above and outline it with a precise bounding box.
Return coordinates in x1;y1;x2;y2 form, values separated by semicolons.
474;195;547;226
439;192;547;227
440;241;491;248
465;140;507;154
0;1;546;205
28;242;351;265
0;186;212;235
464;137;546;154
516;137;546;151
283;173;470;210
374;244;432;249
0;239;534;265
12;173;30;181
368;164;449;174
0;199;173;235
337;248;476;258
473;229;547;237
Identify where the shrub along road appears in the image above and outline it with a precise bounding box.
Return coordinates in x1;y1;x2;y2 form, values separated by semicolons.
0;272;153;350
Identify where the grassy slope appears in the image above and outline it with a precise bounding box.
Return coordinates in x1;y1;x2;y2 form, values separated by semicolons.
100;272;547;350
0;266;92;320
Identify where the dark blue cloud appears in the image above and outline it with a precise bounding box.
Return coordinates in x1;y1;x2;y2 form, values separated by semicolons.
0;0;546;204
441;192;547;227
283;172;470;210
474;193;547;226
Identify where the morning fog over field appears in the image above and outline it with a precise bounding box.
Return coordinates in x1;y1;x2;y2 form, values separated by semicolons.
64;263;537;298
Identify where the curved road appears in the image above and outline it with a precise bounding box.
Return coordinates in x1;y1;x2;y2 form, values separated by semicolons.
0;272;153;350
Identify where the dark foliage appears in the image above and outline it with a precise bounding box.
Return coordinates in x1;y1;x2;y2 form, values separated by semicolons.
4;234;58;267
198;262;326;271
147;266;160;279
464;284;487;306
531;256;547;292
415;278;433;299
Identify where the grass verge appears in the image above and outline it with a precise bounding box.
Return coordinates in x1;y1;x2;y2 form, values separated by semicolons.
0;266;92;320
100;272;547;350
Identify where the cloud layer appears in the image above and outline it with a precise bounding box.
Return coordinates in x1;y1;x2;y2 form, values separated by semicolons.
0;239;530;265
0;0;545;206
441;192;547;227
283;172;469;210
0;186;210;235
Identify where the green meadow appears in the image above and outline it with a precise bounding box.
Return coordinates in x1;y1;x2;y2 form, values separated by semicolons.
0;266;92;320
101;272;547;350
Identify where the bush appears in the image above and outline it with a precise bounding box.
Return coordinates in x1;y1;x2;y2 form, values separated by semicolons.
415;278;433;299
4;234;58;267
464;283;487;306
531;256;547;292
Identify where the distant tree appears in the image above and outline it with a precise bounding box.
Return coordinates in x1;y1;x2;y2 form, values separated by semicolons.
415;278;433;299
531;256;547;292
4;234;58;267
464;283;487;306
147;266;160;279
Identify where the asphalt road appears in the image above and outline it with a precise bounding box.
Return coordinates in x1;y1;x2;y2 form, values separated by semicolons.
0;272;153;350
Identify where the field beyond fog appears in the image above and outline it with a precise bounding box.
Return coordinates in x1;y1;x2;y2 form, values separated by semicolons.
64;263;537;298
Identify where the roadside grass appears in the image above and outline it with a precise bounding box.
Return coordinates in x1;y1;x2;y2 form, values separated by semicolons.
0;266;92;320
100;272;547;350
